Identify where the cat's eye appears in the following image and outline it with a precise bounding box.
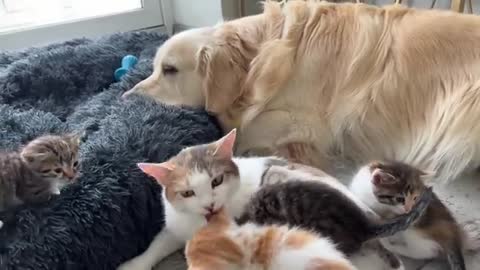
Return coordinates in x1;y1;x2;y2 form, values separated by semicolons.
395;197;405;203
378;195;394;200
180;190;195;198
54;168;62;174
211;175;224;188
162;64;178;75
73;161;79;167
41;169;51;174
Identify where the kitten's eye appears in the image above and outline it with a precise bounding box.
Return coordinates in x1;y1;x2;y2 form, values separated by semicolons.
162;64;178;75
413;195;418;201
396;197;405;203
378;195;394;200
73;161;79;168
41;169;51;174
180;190;195;198
211;175;224;188
54;168;62;174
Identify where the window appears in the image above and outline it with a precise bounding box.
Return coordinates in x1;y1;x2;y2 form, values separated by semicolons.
0;0;171;50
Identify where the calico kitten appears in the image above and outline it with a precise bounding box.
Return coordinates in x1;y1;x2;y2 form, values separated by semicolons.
117;129;286;270
238;179;433;255
186;208;357;270
349;161;466;270
0;134;81;228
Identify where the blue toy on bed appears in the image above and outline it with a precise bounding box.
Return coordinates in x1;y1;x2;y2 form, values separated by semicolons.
114;55;138;81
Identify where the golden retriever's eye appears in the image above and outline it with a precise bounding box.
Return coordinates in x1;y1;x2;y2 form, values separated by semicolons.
162;64;178;75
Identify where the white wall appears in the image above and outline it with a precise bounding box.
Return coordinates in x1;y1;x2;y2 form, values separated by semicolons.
172;0;224;29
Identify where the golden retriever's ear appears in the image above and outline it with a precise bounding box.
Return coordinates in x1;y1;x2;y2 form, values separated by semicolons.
196;27;256;113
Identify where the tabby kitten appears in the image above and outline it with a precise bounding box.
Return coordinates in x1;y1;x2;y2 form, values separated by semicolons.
349;161;467;270
0;134;81;228
238;179;433;256
186;208;357;270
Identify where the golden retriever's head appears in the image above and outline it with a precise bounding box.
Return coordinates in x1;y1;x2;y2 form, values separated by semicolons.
123;26;257;114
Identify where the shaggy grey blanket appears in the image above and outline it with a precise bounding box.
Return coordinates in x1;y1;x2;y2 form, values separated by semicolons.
0;32;221;270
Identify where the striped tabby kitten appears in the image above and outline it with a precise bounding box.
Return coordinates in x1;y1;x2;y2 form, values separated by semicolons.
186;208;357;270
239;179;433;255
350;161;470;270
0;134;81;228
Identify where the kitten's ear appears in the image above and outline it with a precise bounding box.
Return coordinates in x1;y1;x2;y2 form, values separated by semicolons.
137;162;175;186
188;267;207;270
420;170;436;183
213;129;236;159
209;207;231;226
372;170;396;185
20;151;48;162
66;131;86;145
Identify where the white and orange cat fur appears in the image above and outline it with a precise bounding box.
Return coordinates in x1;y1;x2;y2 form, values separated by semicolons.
116;129;284;270
186;208;357;270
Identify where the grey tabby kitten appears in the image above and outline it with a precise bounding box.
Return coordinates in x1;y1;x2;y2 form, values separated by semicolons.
0;134;81;228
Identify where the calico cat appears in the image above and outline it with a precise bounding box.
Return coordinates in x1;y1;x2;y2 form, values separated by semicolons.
0;134;81;228
238;179;433;255
349;161;467;270
117;129;286;270
185;208;357;270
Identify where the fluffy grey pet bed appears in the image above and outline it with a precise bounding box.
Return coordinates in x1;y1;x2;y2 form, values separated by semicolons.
0;32;221;270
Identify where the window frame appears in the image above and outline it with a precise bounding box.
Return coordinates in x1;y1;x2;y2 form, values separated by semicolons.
0;0;173;50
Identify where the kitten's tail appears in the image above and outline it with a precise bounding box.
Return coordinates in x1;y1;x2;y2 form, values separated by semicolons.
445;244;466;270
367;187;434;239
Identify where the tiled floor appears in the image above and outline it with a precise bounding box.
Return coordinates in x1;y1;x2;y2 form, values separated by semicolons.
154;173;480;270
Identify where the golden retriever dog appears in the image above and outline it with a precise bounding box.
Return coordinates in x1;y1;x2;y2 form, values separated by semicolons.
123;1;480;183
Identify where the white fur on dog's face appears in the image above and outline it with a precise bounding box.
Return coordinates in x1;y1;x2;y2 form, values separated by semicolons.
122;28;212;108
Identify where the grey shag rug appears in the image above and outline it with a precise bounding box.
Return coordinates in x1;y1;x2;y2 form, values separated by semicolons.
0;32;221;270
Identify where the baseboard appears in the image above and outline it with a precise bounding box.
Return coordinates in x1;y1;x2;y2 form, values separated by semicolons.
173;24;192;33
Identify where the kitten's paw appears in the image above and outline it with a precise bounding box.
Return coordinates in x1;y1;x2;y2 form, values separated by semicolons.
117;259;152;270
0;220;3;229
52;187;61;195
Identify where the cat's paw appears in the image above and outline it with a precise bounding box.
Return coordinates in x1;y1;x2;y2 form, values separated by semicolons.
0;220;3;229
117;259;152;270
51;187;61;195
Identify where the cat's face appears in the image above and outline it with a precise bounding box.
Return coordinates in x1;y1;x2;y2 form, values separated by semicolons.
139;129;239;217
365;161;429;214
20;134;81;185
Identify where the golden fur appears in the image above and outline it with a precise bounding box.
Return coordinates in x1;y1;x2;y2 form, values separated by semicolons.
124;1;480;182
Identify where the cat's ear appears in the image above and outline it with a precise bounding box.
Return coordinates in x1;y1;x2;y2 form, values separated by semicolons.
420;169;436;183
372;170;396;186
137;162;175;186
213;129;236;159
20;151;48;162
66;131;86;145
187;267;207;270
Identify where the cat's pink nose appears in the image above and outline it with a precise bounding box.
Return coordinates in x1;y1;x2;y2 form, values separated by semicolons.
64;170;76;180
